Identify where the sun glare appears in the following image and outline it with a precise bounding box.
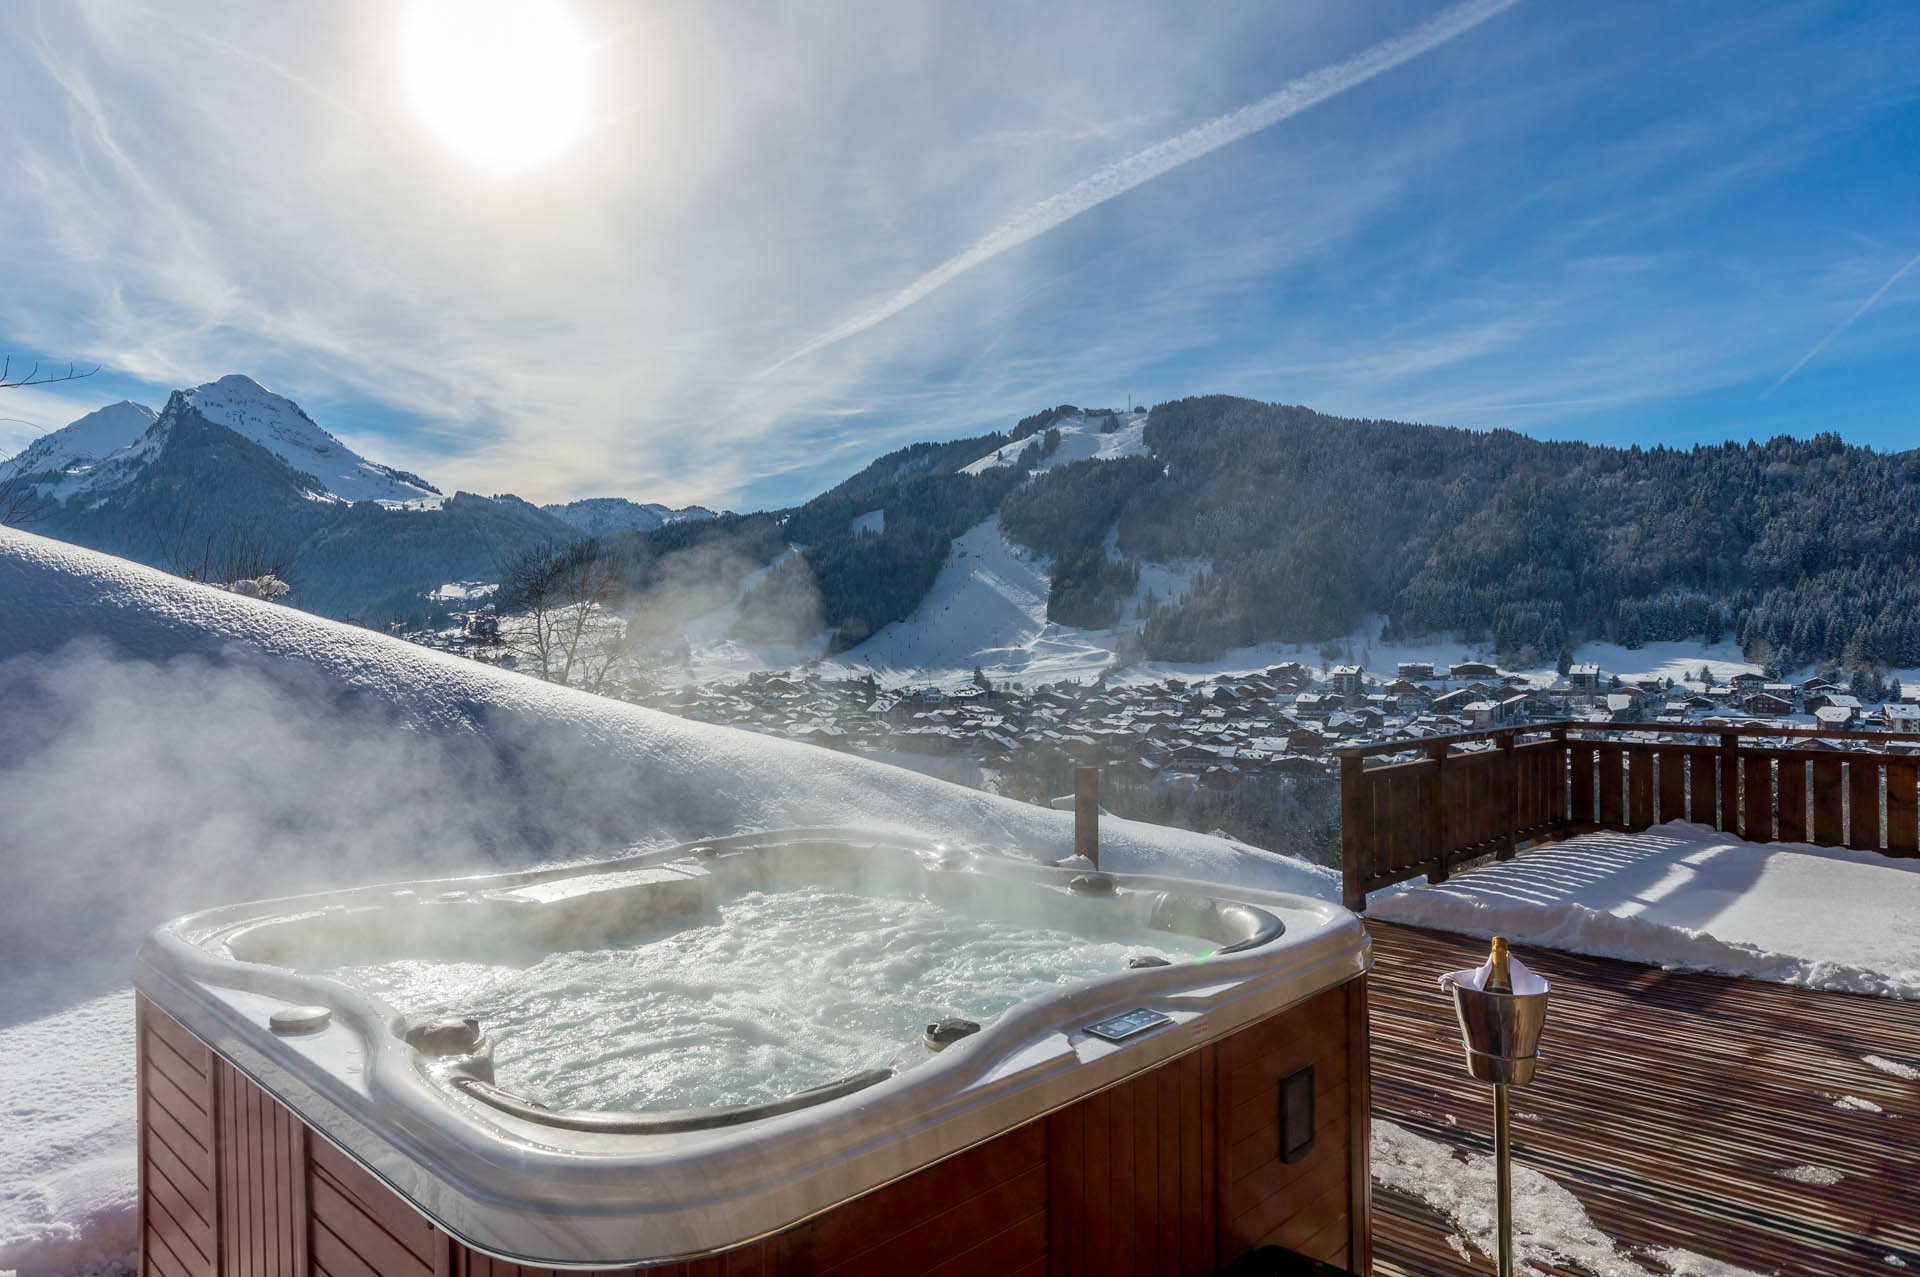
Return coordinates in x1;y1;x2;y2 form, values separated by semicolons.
403;0;592;175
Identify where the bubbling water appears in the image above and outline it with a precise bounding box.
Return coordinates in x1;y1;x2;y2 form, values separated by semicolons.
327;884;1207;1113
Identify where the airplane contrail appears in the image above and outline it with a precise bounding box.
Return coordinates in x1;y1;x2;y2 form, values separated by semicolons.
763;0;1524;375
1763;250;1920;398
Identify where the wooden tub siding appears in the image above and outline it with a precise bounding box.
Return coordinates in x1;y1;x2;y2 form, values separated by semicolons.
140;978;1366;1276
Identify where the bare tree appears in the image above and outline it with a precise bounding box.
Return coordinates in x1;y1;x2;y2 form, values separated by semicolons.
0;357;99;528
148;507;295;594
0;461;48;528
0;356;100;390
495;536;633;692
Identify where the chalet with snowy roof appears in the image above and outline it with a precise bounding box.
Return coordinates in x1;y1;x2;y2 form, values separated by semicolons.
1522;690;1563;717
1885;703;1920;729
1396;661;1436;681
1606;692;1649;721
1461;699;1503;726
1742;691;1793;716
1568;663;1604;693
1449;660;1498;680
1292;691;1333;717
1329;665;1365;698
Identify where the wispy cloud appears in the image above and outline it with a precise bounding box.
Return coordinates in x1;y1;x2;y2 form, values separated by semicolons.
1762;250;1920;398
2;1;1916;507
763;0;1523;374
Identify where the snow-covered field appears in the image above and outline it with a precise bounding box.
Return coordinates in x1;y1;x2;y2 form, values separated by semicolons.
0;527;1330;1273
1370;822;1920;999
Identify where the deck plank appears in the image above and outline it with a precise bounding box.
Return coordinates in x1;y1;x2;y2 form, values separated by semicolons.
1366;921;1920;1275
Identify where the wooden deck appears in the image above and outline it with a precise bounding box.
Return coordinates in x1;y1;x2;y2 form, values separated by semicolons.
1365;921;1920;1276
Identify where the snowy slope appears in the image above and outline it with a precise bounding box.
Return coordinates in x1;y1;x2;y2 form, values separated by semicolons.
0;527;1335;1270
0;401;156;483
833;517;1206;688
960;409;1151;476
1369;822;1920;999
179;374;440;505
842;519;1114;685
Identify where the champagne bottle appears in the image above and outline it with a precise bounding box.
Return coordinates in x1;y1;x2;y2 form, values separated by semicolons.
1486;936;1512;994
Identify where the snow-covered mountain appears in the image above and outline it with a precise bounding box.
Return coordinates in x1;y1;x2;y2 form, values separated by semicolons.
543;496;717;535
2;376;443;507
177;375;441;505
1;375;738;623
4;377;573;619
0;400;157;484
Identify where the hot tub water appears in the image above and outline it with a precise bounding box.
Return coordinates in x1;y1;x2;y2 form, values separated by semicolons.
326;884;1207;1113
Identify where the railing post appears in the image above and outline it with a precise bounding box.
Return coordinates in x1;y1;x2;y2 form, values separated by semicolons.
1340;753;1366;914
1498;729;1518;861
1550;725;1569;835
1719;732;1739;835
1074;765;1099;867
1427;741;1450;884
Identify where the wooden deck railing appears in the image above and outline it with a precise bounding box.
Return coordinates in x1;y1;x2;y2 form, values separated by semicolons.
1333;720;1920;912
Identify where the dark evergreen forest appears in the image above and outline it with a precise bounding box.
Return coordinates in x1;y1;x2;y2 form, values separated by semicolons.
1123;396;1920;671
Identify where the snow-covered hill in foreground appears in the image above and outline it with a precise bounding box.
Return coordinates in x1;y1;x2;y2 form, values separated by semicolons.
0;527;1331;1272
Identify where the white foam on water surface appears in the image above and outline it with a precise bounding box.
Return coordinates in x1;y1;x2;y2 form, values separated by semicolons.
327;884;1208;1113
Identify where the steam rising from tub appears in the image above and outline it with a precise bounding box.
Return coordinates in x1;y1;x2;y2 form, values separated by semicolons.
0;639;550;996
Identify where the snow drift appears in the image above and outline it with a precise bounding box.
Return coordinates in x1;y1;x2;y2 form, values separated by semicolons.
0;527;1333;1272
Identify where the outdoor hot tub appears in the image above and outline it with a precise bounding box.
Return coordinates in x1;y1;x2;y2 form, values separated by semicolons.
134;829;1373;1275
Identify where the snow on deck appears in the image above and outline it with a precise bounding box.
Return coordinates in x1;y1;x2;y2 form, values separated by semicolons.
0;526;1335;1272
1367;921;1920;1275
1368;821;1920;999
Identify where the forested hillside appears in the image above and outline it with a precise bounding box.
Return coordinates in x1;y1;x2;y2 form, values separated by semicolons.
735;394;1920;675
1039;396;1920;671
745;435;1027;650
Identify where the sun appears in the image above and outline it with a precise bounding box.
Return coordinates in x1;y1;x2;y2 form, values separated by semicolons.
402;0;592;175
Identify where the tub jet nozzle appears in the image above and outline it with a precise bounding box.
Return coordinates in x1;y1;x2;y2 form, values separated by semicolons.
1068;873;1116;897
924;1018;981;1051
406;1016;485;1057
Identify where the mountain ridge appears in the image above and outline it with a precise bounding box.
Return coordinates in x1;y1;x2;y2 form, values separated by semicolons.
13;385;1920;676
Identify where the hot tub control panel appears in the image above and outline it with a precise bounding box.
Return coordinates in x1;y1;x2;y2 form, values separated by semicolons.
1084;1007;1172;1042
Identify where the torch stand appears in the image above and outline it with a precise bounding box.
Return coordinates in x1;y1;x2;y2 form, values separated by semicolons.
1439;939;1550;1277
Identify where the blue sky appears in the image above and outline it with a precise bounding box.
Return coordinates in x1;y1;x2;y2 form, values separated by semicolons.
1;0;1915;510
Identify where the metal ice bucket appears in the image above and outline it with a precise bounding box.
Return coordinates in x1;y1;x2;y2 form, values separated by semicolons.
1444;979;1548;1085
